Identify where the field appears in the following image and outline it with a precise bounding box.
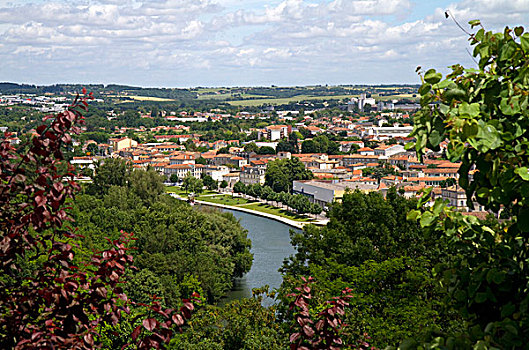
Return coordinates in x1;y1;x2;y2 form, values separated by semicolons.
108;95;176;102
227;94;357;106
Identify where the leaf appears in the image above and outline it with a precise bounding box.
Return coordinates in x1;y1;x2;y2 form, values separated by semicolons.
132;325;142;341
514;26;524;37
290;332;301;343
501;303;516;318
521;33;529;53
406;209;421;221
420;211;435;227
514;167;529;181
418;83;431;96
142;318;158;332
468;19;481;28
424;69;442;84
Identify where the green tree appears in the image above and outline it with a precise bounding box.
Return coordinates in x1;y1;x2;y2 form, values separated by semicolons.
89;158;131;195
257;146;276;155
279;189;454;348
404;21;529;348
264;158;313;193
276;138;297;153
195;156;208;165
128;167;165;206
233;181;246;195
202;175;218;191
244;142;259;153
220;180;228;189
182;172;203;194
170;173;180;183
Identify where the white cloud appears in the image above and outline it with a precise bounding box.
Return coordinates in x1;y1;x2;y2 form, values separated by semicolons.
0;0;527;86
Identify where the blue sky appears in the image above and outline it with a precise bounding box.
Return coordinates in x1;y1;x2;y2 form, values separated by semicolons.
0;0;527;87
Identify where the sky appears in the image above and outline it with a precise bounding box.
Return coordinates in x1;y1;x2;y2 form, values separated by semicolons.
0;0;528;87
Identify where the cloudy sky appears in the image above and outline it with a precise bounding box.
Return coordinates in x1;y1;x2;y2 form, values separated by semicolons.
0;0;527;87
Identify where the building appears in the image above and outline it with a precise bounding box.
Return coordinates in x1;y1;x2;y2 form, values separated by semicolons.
440;185;486;212
110;137;137;153
239;166;266;185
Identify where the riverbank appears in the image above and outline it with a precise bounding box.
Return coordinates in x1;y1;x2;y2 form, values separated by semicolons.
168;193;328;229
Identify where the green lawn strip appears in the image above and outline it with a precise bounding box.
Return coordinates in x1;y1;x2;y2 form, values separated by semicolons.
165;186;218;196
197;195;254;206
241;203;315;222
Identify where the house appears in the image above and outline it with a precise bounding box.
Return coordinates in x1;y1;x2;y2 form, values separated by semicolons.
169;153;195;165
240;166;266;185
261;125;289;141
110;137;137;153
441;185;486;212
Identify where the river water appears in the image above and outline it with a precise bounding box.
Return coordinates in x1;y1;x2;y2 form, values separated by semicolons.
218;208;300;306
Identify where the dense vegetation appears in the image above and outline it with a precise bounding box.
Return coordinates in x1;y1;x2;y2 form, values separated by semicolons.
78;160;253;303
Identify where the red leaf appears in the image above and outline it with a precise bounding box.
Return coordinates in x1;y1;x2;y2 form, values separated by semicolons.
142;318;158;332
289;332;301;343
172;314;184;326
132;325;142;341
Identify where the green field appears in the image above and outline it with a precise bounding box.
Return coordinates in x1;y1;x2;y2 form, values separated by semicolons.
227;94;357;107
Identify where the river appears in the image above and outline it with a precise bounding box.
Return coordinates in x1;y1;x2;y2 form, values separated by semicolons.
218;208;300;306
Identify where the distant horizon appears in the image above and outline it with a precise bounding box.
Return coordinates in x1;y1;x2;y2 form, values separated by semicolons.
0;81;421;90
1;0;527;87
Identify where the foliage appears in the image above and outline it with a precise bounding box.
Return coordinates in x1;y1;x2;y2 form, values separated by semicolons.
405;21;529;348
277;137;299;154
170;173;180;183
89;157;132;195
169;290;286;349
182;172;203;194
265;157;313;193
0;93;198;349
287;277;374;350
244;142;259;153
257;146;276;155
279;189;459;348
361;164;397;180
202;175;218;190
301;135;340;155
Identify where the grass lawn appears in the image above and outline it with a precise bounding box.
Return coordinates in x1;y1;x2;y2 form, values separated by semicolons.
165;186;218;196
197;195;254;206
242;203;315;222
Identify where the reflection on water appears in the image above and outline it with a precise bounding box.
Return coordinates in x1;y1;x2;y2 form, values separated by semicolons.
218;208;299;306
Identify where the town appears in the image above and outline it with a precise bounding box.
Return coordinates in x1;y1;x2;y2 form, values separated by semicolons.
1;83;483;218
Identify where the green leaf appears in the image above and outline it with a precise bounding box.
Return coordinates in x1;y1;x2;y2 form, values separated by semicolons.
420;211;435;227
418;83;431;96
521;33;529;53
459;102;480;117
429;130;442;147
424;69;442;84
514;167;529;180
501;302;516;318
468;19;481;28
406;209;421;221
514;26;524;37
475;292;487;303
500;96;520;115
